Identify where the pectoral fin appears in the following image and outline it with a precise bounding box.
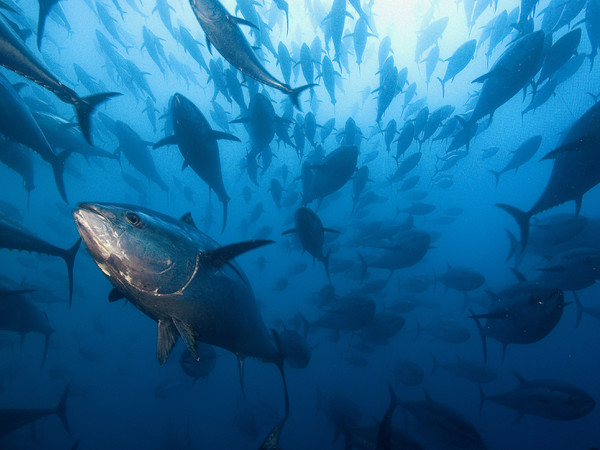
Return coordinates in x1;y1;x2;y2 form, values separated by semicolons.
153;135;178;149
208;130;241;142
108;288;125;302
229;15;259;30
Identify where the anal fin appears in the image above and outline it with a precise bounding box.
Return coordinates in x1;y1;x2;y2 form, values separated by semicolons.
157;319;178;365
172;316;198;359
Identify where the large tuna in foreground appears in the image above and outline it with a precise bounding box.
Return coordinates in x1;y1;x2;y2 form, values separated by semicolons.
73;203;289;412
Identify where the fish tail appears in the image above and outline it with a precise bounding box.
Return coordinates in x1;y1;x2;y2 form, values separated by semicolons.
495;203;531;250
74;92;122;144
50;150;72;204
61;238;82;307
36;0;55;49
436;76;445;98
221;199;229;233
455;115;474;152
54;383;71;436
468;308;488;364
488;170;501;187
504;228;519;262
288;84;315;110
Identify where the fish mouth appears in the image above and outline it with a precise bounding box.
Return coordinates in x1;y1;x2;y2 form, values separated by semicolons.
73;203;119;262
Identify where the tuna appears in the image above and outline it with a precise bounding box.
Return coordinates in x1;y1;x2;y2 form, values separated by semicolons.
497;102;600;249
190;0;312;108
73;203;289;415
0;15;120;144
0;217;80;305
154;93;239;231
481;373;595;420
282;207;339;280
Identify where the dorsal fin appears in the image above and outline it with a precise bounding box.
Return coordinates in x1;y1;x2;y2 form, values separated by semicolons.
204;240;274;267
179;212;197;229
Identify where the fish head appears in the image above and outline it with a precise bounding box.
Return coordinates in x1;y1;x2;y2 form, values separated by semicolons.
528;285;564;311
74;203;200;297
170;93;206;131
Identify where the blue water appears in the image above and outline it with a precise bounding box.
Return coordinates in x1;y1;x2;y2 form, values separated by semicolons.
0;0;599;448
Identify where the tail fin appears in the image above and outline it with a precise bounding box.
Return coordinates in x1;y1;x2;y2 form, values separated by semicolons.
54;383;71;436
50;150;72;204
469;308;488;363
436;76;445;97
505;228;519;262
259;415;288;449
495;203;531;250
221;199;228;233
61;238;82;307
489;170;501;187
36;0;55;49
288;84;315;110
73;92;122;144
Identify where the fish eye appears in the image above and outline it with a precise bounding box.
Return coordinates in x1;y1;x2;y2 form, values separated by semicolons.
125;212;141;226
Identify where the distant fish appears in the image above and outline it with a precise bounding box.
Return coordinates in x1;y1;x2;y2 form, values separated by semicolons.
0;384;70;438
0;217;80;305
0;288;54;368
0;15;120;144
154;93;238;231
282;207;339;280
497;102;600;249
400;392;486;450
481;373;595;421
460;30;545;150
489;135;542;186
190;0;313;107
469;272;564;362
